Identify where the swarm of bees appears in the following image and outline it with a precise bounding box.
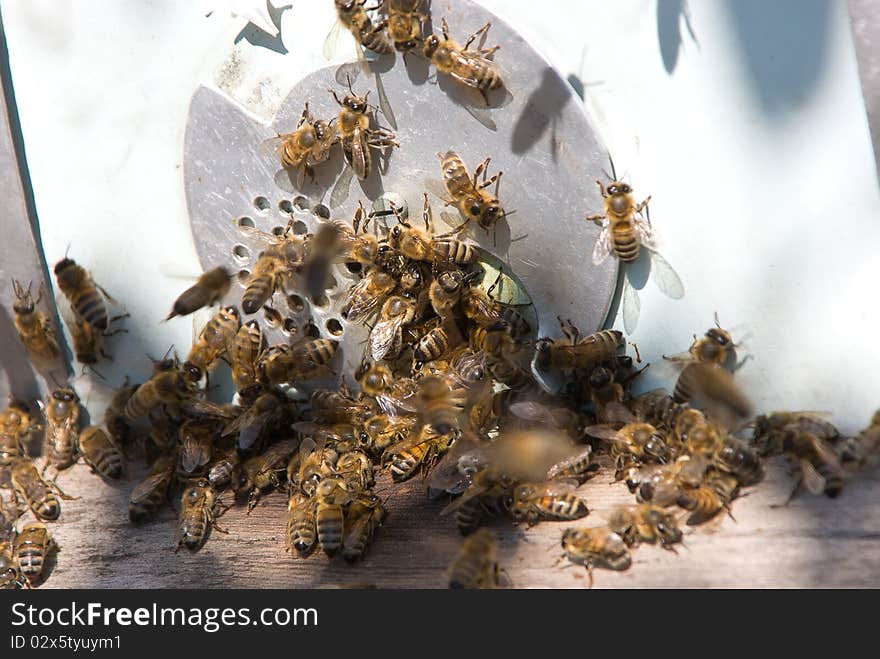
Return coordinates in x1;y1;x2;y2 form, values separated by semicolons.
2;1;878;590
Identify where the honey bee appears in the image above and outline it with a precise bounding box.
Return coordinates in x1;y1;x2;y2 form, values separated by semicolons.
437;151;506;235
259;338;340;384
459;273;530;337
369;295;416;361
328;0;394;57
311;385;377;425
77;426;124;480
413;319;464;365
415;374;466;435
429;268;466;318
664;314;743;374
315;476;350;556
184;305;241;384
42;387;81;472
0;410;30;487
53;257;116;331
839;410;880;467
359;413;417;457
177;418;219;477
242;229;305;314
261;103;339;189
677;469;739;526
672;363;752;427
123;369;196;420
560;527;632;586
387;0;427;54
207;448;240;491
586;366;631;425
387;195;478;266
752;411;840;456
586;170;684;334
343;270;396;323
608;504;683;550
223;389;289;451
713;436;763;485
14;522;56;585
330;82;398;181
585;422;671;476
176;479;228;552
509;480;589;526
69;316;110;367
11;460;64;521
628;454;708;507
535;320;624;374
164;267;232;321
129;452;176;524
447;528;501;589
287;491;318;557
231;320;264;390
11;279;60;366
234;439;299;512
545;445;598;482
341;494;385;562
0;541;26;589
777;430;845;503
356;362;417;413
385;423;454;482
423;19;503;103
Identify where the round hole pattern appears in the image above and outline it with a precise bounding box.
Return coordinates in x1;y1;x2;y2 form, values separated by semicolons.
238;216;255;229
237;269;251;285
345;261;362;275
313;203;330;219
283;318;297;334
326;318;344;337
287;294;305;314
253;196;270;212
312;293;329;309
292;220;308;235
293;195;309;211
279;199;293;214
233;244;250;260
305;322;320;339
272;226;286;236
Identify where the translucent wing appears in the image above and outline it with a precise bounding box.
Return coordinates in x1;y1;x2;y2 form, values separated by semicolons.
130;470;170;504
345;277;387;323
635;216;656;251
582;424;624;442
601;401;637;425
370;314;405;361
374;69;397;131
531;478;579;496
592;224;613;266
424;177;452;202
323;19;345;61
335;61;364;87
329;164;355;208
258;135;285;161
440;479;494;516
800;460;826;495
622;274;640;335
180;438;212;474
508;400;552;423
648;249;685;300
347;128;368;180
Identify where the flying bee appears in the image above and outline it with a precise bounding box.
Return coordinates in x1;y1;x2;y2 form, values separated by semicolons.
261;103;339;190
231;320;264;391
315;476;350;557
11;460;65;521
437;151;506;236
223;389;289;451
424;18;503;104
14;522;56;585
369;295;416;361
287;491;318;558
53;257;116;331
413;319;464;365
11;279;60;366
183;305;241;384
178;418;220;477
584;422;672;479
385;423;454;482
123;369;195;420
608;504;683;550
343;270;396;323
677;469;740;526
164;267;232;321
560;527;632;586
509;480;590;526
415;374;466;435
429;268;466;318
535;320;624;374
329;82;398;181
586;169;684;334
664;313;743;374
342;494;385;562
387;195;478;265
777;430;845;503
839;410;880;467
672;363;752;427
234;439;299;512
752;411;840;456
176;479;228;553
387;0;428;55
69;316;111;367
129;452;176;524
77;426;124;480
41;387;81;472
447;528;501;589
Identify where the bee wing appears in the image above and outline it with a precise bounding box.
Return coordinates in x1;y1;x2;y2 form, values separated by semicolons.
335;60;364;86
647;249;685;300
370;315;406;361
330;164;355;208
527;478;580;497
439;480;494;516
464;104;497;132
800;459;827;495
258;135;286;160
546;446;595;480
180;438;212;473
373;69;398;131
635;216;656;250
130;470;169;504
424;177;452;202
347;127;369;180
811;438;844;472
345;278;385;323
438;211;464;233
181;398;236;420
582;424;624;442
376;393;418;415
622;275;640;335
603;402;637;425
323;19;345;60
592;224;613;266
508;400;551;424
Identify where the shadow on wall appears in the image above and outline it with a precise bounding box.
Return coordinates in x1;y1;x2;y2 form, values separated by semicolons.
723;0;833;115
657;0;699;74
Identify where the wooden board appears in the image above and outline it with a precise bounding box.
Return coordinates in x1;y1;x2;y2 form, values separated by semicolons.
23;456;880;589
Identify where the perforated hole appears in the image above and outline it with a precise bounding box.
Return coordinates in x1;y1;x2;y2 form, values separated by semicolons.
292;220;308;235
312;293;329;309
326;318;344;337
313;203;330;219
293;195;309;211
345;262;362;274
287;294;305;313
272;226;286;237
306;322;320;338
283;318;297;334
263;307;282;327
237;269;251;285
254;196;270;212
233;245;250;261
238;216;255;229
279;199;293;214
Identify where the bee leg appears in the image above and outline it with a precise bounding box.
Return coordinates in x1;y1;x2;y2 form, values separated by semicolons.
772;477;802;508
473;157;491;186
440;16;451;40
297;103;310;128
96;284;120;305
463;22;492;51
49;479;79;501
478;45;500;59
634;195;652;215
211;520;230;535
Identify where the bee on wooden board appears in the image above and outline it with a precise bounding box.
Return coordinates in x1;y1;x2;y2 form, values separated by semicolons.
560;527;632;587
586;162;684;334
14;522;57;586
447;528;502;589
176;479;229;553
41;387;81;473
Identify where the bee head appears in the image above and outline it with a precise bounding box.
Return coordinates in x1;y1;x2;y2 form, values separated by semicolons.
422;34;440;57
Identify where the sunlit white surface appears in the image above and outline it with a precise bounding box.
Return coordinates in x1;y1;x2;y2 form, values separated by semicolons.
2;0;879;431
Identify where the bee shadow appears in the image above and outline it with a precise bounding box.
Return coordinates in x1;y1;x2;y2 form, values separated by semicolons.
0;305;43;402
511;67;573;157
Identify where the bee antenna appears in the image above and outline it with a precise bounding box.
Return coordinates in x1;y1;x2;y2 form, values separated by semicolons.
714;311;721;329
346;74;354;94
64;243;72;259
608;155;618;181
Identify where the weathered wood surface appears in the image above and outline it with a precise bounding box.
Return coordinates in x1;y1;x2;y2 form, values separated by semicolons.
22;456;880;589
